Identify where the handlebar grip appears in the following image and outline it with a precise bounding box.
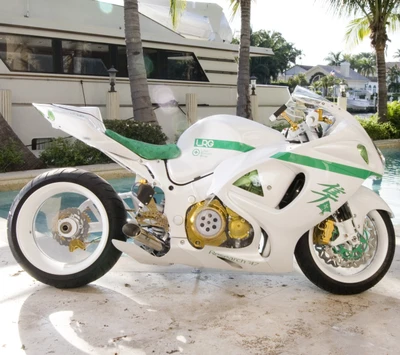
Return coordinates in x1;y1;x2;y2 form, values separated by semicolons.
272;104;287;118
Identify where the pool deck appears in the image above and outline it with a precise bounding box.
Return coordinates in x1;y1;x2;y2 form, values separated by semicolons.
0;163;134;192
0;143;400;355
0;217;399;355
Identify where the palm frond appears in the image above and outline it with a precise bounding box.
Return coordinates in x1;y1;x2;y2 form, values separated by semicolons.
322;0;366;17
229;0;241;21
387;13;400;32
344;17;371;48
169;0;187;29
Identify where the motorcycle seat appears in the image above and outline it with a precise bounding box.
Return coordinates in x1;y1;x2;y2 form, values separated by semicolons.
105;129;181;160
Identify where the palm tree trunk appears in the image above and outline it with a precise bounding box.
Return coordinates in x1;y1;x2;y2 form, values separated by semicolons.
375;48;388;123
236;0;252;119
0;112;45;171
124;0;157;124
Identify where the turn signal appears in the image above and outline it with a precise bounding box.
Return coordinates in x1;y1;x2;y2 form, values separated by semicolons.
357;144;369;164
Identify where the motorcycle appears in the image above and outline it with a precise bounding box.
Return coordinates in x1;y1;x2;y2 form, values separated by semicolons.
7;86;395;295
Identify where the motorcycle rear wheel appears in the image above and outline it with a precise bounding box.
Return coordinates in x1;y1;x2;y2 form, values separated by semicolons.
7;168;126;288
295;210;395;295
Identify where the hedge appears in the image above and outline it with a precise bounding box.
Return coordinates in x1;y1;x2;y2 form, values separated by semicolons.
40;119;168;167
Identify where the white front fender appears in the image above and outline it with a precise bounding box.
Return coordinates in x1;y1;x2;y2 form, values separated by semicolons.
347;186;394;234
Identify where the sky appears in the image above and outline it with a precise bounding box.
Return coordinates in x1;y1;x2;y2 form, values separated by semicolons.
104;0;400;66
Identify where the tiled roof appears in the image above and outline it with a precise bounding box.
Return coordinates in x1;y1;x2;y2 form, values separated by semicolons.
311;65;369;81
298;65;313;70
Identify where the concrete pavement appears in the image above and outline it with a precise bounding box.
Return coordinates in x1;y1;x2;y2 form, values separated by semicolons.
1;216;400;355
1;146;399;355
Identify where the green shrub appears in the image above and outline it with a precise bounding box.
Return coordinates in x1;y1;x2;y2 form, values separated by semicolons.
271;122;290;132
0;139;24;173
387;100;400;130
104;119;167;144
40;120;168;167
39;138;111;167
358;115;400;140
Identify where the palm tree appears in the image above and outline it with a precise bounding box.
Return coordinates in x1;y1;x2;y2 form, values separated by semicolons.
124;0;157;123
170;0;253;119
0;112;45;171
322;0;400;123
358;57;376;76
387;65;400;92
342;53;358;69
232;0;252;118
313;75;341;97
324;51;344;66
394;49;400;60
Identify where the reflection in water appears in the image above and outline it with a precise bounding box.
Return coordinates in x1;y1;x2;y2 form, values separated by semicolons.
371;178;382;195
380;147;400;188
365;146;400;225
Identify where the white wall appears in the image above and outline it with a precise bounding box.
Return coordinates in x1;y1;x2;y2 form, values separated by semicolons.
0;74;289;144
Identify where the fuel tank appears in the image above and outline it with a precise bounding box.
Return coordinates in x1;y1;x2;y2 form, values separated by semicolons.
167;114;286;184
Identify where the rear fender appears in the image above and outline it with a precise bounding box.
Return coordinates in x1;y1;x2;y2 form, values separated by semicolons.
347;186;394;234
33;103;155;181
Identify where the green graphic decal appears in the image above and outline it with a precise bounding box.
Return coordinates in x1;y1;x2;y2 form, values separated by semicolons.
334;229;369;261
47;110;55;122
194;138;254;153
272;152;381;179
317;201;332;214
233;170;264;196
309;183;346;214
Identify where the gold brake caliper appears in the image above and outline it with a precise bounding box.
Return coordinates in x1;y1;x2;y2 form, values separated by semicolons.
313;219;336;245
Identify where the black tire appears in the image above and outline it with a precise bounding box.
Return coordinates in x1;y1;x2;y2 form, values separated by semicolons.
7;168;127;288
295;210;395;295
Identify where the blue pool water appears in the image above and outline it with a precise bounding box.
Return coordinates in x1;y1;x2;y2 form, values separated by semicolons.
0;176;135;220
1;147;399;223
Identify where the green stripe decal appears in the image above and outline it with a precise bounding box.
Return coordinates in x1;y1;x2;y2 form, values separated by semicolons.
272;152;382;179
194;139;254;152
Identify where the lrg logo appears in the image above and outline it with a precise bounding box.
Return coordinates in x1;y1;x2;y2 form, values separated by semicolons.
194;139;214;148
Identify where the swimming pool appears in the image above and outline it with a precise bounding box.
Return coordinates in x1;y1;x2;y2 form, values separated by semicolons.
0;176;135;220
1;146;399;223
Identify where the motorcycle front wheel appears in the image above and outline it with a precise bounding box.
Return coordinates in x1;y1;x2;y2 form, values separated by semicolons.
295;210;395;295
7;168;126;288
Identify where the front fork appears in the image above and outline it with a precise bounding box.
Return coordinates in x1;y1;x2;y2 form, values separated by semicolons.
315;203;361;247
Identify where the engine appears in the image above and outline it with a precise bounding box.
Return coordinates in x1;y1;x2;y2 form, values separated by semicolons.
185;198;254;249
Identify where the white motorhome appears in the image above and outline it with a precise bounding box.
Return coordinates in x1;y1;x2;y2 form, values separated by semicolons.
0;0;289;146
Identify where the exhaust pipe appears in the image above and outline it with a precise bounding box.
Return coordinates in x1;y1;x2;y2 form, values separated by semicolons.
122;223;164;252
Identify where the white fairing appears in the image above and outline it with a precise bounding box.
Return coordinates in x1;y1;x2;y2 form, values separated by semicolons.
167;115;286;183
29;86;393;279
347;186;393;234
32;103;155;181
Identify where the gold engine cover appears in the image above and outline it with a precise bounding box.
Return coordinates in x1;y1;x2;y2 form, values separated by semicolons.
185;199;252;249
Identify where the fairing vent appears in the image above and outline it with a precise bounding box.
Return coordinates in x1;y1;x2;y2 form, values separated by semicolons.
278;173;305;209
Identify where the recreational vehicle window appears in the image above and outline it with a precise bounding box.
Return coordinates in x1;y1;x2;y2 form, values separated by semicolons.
0;33;210;82
0;34;54;73
117;46;208;82
61;40;110;76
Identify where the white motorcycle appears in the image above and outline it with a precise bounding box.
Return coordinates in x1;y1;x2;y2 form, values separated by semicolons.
7;87;395;295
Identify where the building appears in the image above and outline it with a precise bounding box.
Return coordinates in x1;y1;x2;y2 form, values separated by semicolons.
283;62;369;90
281;65;313;80
0;0;290;146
